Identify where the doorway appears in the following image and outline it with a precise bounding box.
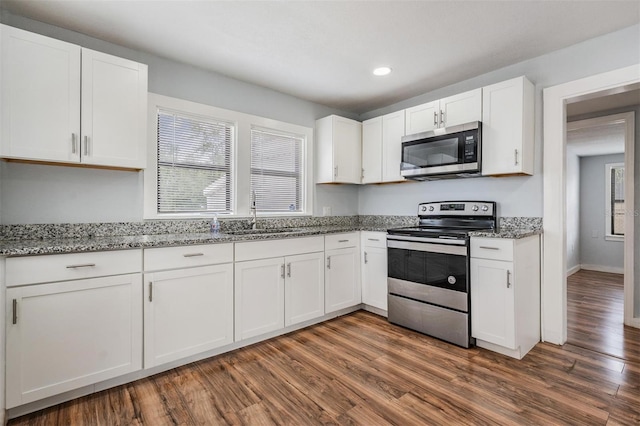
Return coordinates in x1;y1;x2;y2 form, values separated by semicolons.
542;65;640;347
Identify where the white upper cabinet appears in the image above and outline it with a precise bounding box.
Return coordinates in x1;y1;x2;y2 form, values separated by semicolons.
361;116;383;184
481;76;535;176
404;89;482;135
0;25;147;169
381;111;406;183
80;49;147;168
316;115;362;184
1;25;81;163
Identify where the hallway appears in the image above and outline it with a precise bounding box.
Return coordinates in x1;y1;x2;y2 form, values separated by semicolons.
568;269;640;363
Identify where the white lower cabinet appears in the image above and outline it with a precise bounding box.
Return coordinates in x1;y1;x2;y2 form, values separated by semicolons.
325;233;361;313
361;232;388;312
6;274;143;408
235;257;286;341
285;252;325;326
470;235;540;359
234;236;325;341
143;264;233;368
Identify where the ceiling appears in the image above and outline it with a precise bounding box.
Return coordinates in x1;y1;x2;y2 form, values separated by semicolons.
2;1;640;114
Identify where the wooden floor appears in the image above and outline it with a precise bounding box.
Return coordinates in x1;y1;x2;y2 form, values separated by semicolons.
568;269;640;364
9;310;640;425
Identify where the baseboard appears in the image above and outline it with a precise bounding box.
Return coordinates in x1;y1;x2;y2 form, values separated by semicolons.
580;264;624;274
566;265;581;276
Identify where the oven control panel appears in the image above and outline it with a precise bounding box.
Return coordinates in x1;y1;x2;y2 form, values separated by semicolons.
418;201;495;216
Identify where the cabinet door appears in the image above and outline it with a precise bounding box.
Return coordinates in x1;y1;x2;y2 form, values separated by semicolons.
362;116;382;183
235;258;285;341
405;101;439;134
470;258;516;349
81;48;147;168
440;88;482;128
333;116;362;183
382;110;406;183
6;274;142;408
362;246;388;311
481;76;534;176
1;25;81;163
325;247;361;313
285;252;325;326
144;264;233;368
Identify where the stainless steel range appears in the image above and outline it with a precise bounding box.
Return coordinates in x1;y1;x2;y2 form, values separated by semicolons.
386;201;496;348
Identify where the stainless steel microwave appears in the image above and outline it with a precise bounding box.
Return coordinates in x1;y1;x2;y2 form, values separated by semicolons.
400;121;481;180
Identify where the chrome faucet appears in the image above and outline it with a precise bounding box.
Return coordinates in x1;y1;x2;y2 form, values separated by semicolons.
250;190;257;230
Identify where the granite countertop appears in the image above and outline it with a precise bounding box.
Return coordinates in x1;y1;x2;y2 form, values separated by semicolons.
469;228;542;239
0;225;391;257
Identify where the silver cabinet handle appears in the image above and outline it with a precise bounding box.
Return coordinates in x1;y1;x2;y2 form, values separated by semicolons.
361;168;365;179
478;246;499;250
507;270;512;288
433;111;438;126
440;110;445;125
83;135;90;156
183;253;204;257
280;264;285;279
514;149;519;165
338;239;349;243
364;252;368;264
12;299;17;325
66;263;96;269
71;133;77;154
334;166;338;178
368;238;380;242
326;256;331;269
287;263;291;278
149;282;153;302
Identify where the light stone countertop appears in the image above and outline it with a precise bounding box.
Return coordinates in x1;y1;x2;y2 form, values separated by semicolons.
0;226;391;257
469;228;542;239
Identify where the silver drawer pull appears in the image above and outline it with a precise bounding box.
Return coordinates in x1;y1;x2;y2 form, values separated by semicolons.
478;246;500;250
338;239;349;243
12;299;17;325
368;238;380;242
66;263;96;269
183;253;204;257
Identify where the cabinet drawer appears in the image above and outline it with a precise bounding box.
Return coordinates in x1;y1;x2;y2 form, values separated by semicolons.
470;238;514;261
325;232;359;250
144;243;233;271
361;231;387;248
6;250;142;287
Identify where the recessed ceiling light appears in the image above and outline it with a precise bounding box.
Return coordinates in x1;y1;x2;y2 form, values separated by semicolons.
373;67;392;76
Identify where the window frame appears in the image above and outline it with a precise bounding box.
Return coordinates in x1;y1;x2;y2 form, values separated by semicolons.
144;93;313;219
604;162;624;241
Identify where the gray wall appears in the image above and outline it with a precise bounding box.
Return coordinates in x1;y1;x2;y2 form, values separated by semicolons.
0;12;360;224
0;12;639;224
357;24;640;218
566;153;580;272
579;154;625;271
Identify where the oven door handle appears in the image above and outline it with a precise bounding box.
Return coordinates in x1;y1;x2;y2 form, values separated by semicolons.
387;234;466;246
387;239;467;256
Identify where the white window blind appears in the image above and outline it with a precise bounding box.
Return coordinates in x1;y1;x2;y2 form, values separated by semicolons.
157;109;234;214
250;127;304;213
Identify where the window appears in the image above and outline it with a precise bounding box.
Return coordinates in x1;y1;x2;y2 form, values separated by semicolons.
156;109;234;214
250;127;305;213
605;162;625;239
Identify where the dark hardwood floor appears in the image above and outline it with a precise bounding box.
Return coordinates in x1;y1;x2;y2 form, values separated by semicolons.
9;310;640;425
568;269;640;364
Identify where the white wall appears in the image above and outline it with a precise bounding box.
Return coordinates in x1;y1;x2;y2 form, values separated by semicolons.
566;153;580;273
579;154;625;272
358;24;640;218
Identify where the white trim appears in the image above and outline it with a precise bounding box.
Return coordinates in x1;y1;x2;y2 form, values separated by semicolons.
604;161;625;240
566;264;581;276
580;264;625;275
543;65;639;344
144;93;314;219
